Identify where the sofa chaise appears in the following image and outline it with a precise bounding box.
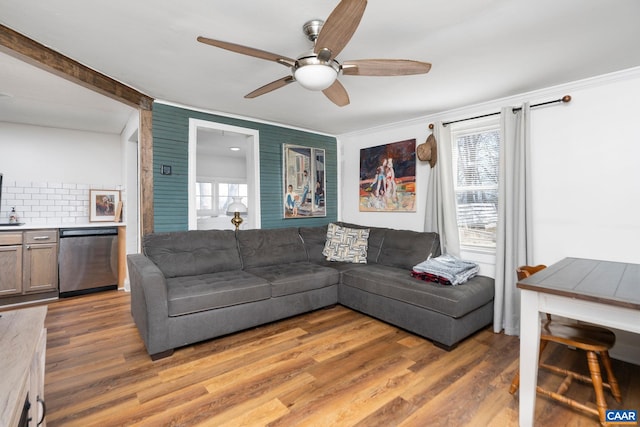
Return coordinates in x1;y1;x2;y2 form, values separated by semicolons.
127;223;495;360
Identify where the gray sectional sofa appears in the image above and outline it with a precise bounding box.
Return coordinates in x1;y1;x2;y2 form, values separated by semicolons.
127;222;495;360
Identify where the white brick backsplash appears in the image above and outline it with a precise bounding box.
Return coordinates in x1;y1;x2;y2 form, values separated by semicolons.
2;180;122;225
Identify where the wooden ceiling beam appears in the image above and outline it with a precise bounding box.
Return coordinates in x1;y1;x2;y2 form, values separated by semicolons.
0;23;153;110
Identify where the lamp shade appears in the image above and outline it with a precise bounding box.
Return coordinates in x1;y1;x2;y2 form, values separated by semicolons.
294;64;338;91
226;196;247;216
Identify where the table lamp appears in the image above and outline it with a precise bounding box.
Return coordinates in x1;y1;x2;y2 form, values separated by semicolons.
226;197;247;230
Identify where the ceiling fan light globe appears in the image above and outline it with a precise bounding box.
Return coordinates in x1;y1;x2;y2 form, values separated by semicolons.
294;64;337;91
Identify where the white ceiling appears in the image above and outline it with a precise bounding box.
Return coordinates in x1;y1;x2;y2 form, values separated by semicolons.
1;0;640;136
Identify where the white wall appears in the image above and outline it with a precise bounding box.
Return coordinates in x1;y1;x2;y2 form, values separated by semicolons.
529;76;640;265
0;122;123;224
0;122;122;184
196;153;246;178
121;112;141;292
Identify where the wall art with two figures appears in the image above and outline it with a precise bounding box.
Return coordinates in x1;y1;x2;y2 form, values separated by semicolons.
283;144;326;218
359;139;416;212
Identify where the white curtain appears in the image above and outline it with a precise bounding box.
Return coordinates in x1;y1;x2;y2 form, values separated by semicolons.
424;121;461;257
494;103;534;335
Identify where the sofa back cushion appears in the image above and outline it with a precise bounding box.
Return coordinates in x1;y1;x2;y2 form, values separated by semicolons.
298;225;328;263
143;230;242;278
237;227;307;269
336;222;387;263
377;229;441;270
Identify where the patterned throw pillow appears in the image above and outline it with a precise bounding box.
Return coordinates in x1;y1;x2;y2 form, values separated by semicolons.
322;223;369;263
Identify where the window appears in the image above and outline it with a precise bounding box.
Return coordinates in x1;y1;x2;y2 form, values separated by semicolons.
451;119;500;249
195;182;213;215
195;180;247;217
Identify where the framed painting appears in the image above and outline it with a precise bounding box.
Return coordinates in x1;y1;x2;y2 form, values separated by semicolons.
283;144;326;218
89;189;121;222
359;139;416;212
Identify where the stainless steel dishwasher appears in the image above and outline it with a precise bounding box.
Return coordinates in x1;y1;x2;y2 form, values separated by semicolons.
58;227;118;297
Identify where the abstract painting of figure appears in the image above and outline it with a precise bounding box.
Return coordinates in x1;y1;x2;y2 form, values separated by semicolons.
359;139;416;212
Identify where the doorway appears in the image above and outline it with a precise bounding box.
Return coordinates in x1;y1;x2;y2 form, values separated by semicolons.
188;119;260;230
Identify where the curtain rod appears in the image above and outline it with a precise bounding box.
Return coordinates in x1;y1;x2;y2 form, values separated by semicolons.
440;95;572;127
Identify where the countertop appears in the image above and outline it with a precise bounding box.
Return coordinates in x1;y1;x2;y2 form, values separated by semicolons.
0;222;125;231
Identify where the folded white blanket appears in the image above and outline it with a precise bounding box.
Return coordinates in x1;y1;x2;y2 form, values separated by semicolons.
412;254;479;286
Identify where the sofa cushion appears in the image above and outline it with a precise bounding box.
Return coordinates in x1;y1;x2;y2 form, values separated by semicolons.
237;228;307;269
377;229;440;270
336;222;387;263
246;261;340;297
322;223;369;263
313;259;370;273
340;264;494;318
143;230;242;278
299;225;329;263
166;270;271;316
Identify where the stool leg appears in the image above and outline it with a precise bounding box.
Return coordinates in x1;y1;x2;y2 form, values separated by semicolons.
509;367;520;395
509;340;548;395
586;351;607;425
600;350;622;403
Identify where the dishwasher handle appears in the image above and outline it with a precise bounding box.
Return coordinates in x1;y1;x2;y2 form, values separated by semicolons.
59;227;118;238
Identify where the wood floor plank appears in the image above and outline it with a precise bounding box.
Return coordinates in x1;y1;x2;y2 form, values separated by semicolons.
199;374;315;427
26;290;639;427
212;398;291;427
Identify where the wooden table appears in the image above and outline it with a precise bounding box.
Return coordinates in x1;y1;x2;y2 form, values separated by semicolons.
517;257;640;426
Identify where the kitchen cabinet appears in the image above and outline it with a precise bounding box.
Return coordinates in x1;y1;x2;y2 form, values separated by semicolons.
23;230;58;294
0;230;58;300
0;233;23;297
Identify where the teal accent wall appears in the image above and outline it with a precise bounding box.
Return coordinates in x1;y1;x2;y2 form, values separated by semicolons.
152;103;337;232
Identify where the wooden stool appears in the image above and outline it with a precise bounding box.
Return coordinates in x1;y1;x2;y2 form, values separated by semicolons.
510;265;622;425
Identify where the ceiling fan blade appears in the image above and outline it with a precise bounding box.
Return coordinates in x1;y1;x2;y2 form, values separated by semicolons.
197;36;295;67
322;80;350;107
342;59;432;76
245;76;295;99
314;0;367;61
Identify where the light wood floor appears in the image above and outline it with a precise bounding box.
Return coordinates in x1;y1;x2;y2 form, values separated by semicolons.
32;290;639;426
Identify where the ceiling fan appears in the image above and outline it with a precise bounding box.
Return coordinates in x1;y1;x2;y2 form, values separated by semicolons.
197;0;431;107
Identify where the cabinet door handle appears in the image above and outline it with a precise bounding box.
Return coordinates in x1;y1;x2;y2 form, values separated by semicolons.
32;236;51;241
37;396;46;426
